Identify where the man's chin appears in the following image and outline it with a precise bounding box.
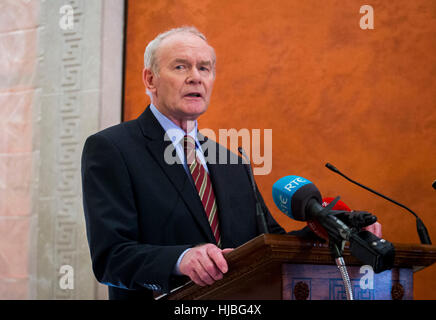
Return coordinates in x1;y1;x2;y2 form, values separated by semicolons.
181;104;208;120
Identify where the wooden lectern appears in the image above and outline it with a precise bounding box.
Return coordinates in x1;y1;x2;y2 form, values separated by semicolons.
162;234;436;300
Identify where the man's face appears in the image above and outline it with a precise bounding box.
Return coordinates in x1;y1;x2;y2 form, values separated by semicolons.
144;33;216;125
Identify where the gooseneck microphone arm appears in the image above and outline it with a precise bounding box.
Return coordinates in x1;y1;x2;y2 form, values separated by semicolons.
325;163;432;245
326;163;418;217
238;147;269;234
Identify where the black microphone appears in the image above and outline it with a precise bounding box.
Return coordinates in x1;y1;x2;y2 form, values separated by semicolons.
432;180;436;190
326;163;432;245
238;147;269;234
308;198;395;272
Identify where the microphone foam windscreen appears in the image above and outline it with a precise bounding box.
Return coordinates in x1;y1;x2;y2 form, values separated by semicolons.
290;184;322;221
272;176;321;221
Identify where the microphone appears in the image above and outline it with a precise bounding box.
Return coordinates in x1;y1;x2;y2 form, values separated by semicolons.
238;147;269;234
307;197;350;240
307;198;378;241
272;176;349;243
325;163;432;245
272;175;395;273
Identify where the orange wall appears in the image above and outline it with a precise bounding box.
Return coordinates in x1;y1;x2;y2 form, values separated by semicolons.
123;0;436;299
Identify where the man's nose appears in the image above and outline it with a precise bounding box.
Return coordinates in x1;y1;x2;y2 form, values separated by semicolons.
186;67;202;84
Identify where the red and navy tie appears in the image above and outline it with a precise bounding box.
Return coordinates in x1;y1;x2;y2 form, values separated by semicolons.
183;135;221;247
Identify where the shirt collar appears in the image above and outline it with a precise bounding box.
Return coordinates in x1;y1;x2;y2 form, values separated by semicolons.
150;103;199;147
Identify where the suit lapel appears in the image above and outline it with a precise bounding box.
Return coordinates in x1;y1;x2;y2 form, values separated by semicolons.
137;107;215;243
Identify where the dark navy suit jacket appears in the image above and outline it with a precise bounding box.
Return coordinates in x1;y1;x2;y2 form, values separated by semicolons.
81;106;288;300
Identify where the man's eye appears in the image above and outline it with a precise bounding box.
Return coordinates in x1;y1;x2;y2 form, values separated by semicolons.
175;65;185;70
199;66;210;72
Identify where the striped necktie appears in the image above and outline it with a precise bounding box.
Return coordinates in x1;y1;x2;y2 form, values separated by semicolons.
183;135;221;247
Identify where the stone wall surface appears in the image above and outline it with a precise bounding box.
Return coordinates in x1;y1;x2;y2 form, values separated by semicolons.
0;0;124;299
0;0;40;299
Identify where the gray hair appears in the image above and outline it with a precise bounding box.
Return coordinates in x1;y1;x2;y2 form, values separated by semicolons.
144;26;216;75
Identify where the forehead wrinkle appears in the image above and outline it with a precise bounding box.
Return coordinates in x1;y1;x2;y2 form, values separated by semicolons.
158;36;214;60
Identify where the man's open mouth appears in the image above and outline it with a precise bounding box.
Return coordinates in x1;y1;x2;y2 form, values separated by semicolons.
184;92;202;98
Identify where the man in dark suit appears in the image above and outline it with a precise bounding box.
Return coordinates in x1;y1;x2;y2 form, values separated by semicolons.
81;26;289;300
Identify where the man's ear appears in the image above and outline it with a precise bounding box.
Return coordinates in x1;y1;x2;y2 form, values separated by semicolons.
142;68;156;93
